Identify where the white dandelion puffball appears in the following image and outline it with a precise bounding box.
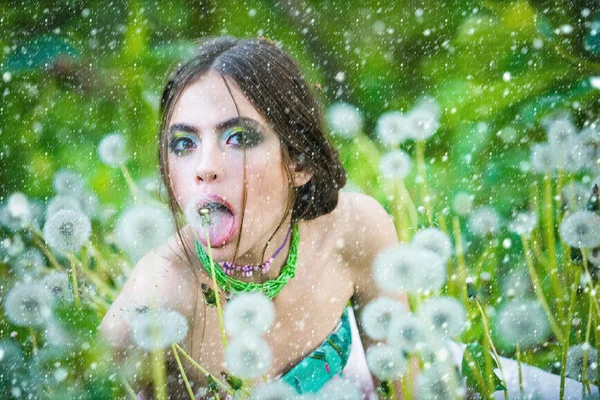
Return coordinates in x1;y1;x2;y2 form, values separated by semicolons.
53;169;85;195
224;292;275;336
496;299;551;348
225;334;272;379
7;192;29;220
559;211;600;249
562;182;591;211
376;111;410;148
508;211;539;238
418;296;467;338
366;345;407;381
98;132;128;166
405;106;440;141
130;309;189;351
379;150;413;180
546;118;577;150
453;192;474;216
46;195;82;217
115;204;174;261
360;297;407;340
530;143;557;175
320;378;362;400
468;206;502;237
251;381;298;400
411;228;453;263
4;282;52;327
418;365;465;400
326;102;363;139
11;247;46;279
42;272;73;305
501;268;533;299
566;343;599;382
43;209;91;254
387;313;427;353
373;245;446;294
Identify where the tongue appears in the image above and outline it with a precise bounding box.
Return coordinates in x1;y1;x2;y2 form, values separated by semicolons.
197;208;235;248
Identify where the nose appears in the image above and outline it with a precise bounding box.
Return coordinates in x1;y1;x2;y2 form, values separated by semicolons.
195;141;224;184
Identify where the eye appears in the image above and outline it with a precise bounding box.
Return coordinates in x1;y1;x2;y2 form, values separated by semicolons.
225;127;262;148
169;135;196;155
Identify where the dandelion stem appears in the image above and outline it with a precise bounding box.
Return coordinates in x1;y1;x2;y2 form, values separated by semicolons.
521;235;565;342
397;179;419;228
68;253;82;309
392;180;410;243
582;300;593;396
203;220;228;350
542;175;561;297
560;268;580;400
120;376;139;400
87;242;116;278
27;227;66;272
28;324;38;355
119;163;141;202
415;140;433;225
173;343;232;393
475;299;508;400
151;348;167;400
452;217;469;305
516;343;523;393
171;344;195;400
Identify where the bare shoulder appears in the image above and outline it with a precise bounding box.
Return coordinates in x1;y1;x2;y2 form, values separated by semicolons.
99;228;200;350
331;191;399;269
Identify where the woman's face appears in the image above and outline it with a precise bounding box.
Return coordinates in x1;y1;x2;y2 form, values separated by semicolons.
167;70;297;262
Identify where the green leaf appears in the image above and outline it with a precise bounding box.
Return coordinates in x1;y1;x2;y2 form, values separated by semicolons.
461;342;507;395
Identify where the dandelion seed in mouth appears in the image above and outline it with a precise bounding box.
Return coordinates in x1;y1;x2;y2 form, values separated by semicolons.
559;210;600;249
468;206;501;237
387;313;427;353
418;296;467;338
98;132;128;166
366;344;407;381
496;299;550;348
379;150;413;180
250;381;298;400
376;111;410;148
566;343;599;382
373;245;446;295
326;102;364;139
508;211;538;238
411;227;453;263
130;309;189;351
4;282;52;327
43;209;91;254
224;292;275;336
360;297;407;340
225;334;272;379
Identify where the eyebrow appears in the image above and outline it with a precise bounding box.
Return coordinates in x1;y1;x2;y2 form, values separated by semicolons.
167;117;265;137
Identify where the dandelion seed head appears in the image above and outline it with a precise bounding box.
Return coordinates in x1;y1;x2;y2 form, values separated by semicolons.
130;309;189;351
224;292;275;336
42;272;73;305
562;182;591;211
98;133;128;166
373;245;446;294
579;127;600;170
43;209;91;254
501;268;533;299
7;193;29;220
320;378;362;400
46;195;82;217
508;211;538;237
546;119;577;150
566;343;599;383
376;111;410;148
452;192;473;216
418;296;467;338
379;150;413;180
366;345;406;381
496;299;551;348
115;204;174;261
406;106;440;141
411;228;452;263
530;143;557;175
387;313;427;353
418;365;465;400
0;340;24;384
251;381;298;400
225;334;272;379
360;297;407;340
52;169;85;195
326;102;363;139
11;247;46;279
559;211;600;249
468;206;502;237
4;282;52;327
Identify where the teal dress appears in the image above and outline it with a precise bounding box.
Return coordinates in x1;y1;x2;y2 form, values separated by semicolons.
281;305;353;394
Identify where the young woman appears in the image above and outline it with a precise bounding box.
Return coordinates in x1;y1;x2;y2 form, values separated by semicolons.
99;36;595;399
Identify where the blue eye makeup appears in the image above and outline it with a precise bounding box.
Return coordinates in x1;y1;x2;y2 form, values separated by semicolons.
168;133;197;155
224;126;263;148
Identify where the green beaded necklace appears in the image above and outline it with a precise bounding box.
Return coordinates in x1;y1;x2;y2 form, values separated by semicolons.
194;222;300;299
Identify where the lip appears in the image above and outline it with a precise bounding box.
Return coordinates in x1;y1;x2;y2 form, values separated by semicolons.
193;193;237;248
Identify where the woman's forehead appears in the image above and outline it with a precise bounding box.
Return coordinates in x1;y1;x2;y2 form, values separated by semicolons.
169;71;269;132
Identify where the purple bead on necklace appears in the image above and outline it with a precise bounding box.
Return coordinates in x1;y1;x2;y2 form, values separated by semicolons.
218;225;292;278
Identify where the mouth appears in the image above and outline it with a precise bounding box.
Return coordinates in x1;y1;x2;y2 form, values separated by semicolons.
185;194;237;248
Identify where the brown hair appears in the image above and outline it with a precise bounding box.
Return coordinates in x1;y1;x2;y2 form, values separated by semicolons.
158;36;347;272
